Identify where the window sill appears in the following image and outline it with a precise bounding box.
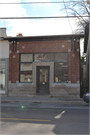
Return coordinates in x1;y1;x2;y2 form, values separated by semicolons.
17;82;33;86
54;82;68;83
19;82;32;83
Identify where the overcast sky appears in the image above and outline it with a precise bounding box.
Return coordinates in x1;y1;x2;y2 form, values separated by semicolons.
0;0;78;36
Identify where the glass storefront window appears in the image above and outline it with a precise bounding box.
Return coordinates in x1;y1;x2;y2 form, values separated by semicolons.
34;53;53;62
20;72;32;82
40;69;48;82
19;53;68;83
20;54;33;82
0;60;6;90
55;62;68;83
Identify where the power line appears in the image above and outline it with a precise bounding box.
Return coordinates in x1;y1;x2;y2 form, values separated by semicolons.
0;16;89;19
0;1;87;4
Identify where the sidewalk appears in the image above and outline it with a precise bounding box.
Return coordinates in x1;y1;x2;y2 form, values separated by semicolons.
0;95;86;105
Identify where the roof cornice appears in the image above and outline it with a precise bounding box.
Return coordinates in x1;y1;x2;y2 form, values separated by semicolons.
3;34;84;42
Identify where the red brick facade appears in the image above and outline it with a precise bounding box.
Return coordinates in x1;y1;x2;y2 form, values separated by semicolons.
9;39;80;84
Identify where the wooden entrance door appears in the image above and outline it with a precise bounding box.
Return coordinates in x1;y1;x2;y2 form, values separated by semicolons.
37;67;49;94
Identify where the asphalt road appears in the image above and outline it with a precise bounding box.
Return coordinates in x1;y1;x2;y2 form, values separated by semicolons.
0;103;89;135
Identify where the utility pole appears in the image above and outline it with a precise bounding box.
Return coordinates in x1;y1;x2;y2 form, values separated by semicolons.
87;0;90;92
88;6;90;91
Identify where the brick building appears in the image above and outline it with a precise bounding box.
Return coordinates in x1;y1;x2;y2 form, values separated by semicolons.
4;34;84;98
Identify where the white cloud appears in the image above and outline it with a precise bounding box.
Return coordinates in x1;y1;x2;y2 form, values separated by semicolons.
0;1;77;36
6;11;77;36
0;1;27;17
6;17;77;36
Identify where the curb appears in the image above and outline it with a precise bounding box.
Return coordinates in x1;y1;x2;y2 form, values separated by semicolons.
1;100;84;105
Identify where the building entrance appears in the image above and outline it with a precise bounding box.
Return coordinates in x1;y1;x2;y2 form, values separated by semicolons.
37;66;49;94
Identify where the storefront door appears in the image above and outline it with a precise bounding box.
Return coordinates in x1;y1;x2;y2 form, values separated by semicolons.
37;66;49;94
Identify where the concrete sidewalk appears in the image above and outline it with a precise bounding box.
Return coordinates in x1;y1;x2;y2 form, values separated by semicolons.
0;95;86;105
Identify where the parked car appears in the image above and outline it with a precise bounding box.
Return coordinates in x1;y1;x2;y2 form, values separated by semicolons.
83;92;90;103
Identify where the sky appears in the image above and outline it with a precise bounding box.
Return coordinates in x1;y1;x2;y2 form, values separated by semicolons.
0;0;85;55
0;0;79;37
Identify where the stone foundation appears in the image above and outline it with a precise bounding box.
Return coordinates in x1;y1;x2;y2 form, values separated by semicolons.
8;82;80;98
50;83;80;98
8;83;35;97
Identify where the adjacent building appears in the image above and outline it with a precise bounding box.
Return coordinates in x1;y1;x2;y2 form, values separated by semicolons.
4;34;84;98
0;28;9;94
84;23;89;92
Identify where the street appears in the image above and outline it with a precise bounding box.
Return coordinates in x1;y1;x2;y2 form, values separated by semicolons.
0;103;89;135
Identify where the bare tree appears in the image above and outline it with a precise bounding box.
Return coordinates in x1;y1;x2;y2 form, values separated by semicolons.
62;0;90;34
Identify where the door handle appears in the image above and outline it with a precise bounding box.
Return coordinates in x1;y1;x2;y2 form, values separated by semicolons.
42;82;45;84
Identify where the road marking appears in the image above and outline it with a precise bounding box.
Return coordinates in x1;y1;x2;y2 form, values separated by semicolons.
54;110;65;119
0;118;50;122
